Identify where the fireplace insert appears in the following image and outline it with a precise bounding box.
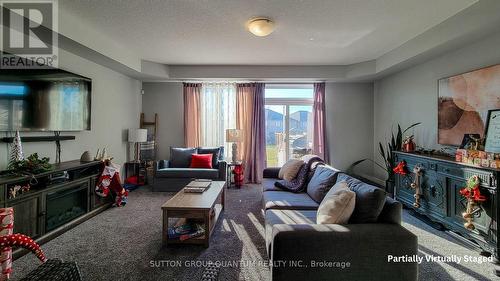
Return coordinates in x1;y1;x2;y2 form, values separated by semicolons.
46;181;89;232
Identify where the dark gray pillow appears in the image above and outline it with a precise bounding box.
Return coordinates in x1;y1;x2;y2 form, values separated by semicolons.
306;165;340;203
170;147;197;168
336;173;387;223
197;146;223;168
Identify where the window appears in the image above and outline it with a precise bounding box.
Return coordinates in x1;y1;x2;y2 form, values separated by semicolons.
199;82;236;159
265;84;313;167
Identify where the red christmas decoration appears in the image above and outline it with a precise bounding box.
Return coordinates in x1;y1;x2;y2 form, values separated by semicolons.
0;208;13;280
459;175;486;202
459;175;486;230
472;187;486;202
96;163;128;207
0;234;46;263
232;165;244;188
393;161;408;175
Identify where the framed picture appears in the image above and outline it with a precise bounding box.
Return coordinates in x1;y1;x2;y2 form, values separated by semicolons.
459;133;481;150
485;109;500;153
438;64;500;146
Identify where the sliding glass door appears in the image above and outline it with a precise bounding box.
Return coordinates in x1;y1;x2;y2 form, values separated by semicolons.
265;85;313;167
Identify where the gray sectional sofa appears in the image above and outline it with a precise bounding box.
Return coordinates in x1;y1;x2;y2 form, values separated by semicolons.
262;165;418;281
153;147;226;192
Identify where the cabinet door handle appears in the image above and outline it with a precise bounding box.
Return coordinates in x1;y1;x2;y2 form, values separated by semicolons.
38;211;46;217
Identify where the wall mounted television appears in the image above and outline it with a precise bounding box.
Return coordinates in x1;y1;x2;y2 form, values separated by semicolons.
0;69;91;131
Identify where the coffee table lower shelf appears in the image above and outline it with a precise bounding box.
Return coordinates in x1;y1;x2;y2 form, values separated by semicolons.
163;204;223;247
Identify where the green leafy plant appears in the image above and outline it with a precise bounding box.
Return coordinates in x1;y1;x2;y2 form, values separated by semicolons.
349;122;421;180
7;153;52;175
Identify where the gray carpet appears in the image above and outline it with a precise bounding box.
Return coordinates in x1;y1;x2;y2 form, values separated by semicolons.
402;211;496;280
10;185;498;280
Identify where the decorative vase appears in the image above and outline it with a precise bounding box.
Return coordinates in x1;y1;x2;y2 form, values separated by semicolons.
385;178;395;197
80;151;93;162
402;137;416;152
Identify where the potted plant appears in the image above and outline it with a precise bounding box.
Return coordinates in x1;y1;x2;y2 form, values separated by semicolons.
349;122;421;194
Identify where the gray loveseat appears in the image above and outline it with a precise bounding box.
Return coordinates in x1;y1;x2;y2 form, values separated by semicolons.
262;165;418;281
153;147;227;192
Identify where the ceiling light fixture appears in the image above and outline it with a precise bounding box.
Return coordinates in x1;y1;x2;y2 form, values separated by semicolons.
247;17;275;37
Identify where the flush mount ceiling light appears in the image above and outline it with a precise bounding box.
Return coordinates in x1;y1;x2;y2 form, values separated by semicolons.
247;17;275;37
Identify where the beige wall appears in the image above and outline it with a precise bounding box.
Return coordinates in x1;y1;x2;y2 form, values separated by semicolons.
141;82;184;160
0;49;142;170
325;83;374;176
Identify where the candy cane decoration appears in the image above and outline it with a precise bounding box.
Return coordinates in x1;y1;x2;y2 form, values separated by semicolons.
411;166;423;208
0;234;46;264
0;208;13;281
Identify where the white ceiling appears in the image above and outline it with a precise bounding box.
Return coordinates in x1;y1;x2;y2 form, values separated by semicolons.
60;0;477;65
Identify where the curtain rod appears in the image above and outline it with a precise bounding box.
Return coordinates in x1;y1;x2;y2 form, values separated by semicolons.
169;80;324;84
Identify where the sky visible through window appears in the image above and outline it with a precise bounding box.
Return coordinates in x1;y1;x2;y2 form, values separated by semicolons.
265;88;313;113
264;86;314;166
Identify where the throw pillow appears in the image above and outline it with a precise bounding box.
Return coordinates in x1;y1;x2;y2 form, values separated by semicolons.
317;181;356;224
336;173;387;223
190;154;213;168
278;159;304;181
170;147;197;168
306;165;340;203
197;147;223;168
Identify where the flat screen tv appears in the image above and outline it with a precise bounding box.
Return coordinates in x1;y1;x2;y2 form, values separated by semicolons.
0;69;91;131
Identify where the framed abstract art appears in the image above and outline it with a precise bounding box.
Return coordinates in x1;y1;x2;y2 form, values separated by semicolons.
485;109;500;153
438;64;500;146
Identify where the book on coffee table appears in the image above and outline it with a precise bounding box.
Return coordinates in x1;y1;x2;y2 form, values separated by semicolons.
184;180;211;193
186;180;211;188
194;179;212;182
184;187;206;193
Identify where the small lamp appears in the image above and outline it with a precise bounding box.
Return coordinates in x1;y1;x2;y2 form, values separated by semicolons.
226;129;243;163
128;128;147;162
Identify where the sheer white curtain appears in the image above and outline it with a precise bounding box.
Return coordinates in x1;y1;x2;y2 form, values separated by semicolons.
200;82;237;159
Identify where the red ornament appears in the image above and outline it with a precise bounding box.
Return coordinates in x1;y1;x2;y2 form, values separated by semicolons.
460;175;486;230
232;165;244;188
460;176;486;202
393;161;408;175
459;188;470;197
472;187;486;202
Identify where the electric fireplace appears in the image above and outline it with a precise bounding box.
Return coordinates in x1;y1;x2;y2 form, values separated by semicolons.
46;181;89;232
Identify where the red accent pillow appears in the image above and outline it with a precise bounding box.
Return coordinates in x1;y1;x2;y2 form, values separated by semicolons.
190;154;213;169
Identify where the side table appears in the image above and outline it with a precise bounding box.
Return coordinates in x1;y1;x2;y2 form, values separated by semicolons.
124;161;147;185
227;162;244;189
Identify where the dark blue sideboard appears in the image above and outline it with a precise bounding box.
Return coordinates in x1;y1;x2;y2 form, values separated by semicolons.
393;151;498;270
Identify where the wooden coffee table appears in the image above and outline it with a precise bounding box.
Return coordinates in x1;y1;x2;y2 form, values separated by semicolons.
161;181;225;247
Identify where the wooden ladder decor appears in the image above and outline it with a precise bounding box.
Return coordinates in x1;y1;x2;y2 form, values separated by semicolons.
140;113;158;140
140;113;159;173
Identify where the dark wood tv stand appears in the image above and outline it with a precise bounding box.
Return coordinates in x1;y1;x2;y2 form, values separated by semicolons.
0;160;112;259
